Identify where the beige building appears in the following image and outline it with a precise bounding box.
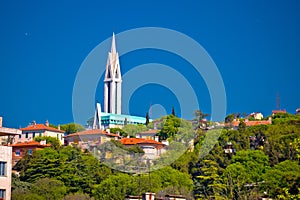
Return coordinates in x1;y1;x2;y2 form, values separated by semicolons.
15;121;65;144
64;129;120;150
0;116;21;200
0;146;12;200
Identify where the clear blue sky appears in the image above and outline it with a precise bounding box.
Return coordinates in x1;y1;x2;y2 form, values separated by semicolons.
0;0;299;127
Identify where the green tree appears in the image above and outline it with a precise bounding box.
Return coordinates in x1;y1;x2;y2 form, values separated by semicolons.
60;123;85;135
122;124;147;137
92;173;136;200
262;160;300;198
172;106;176;116
222;150;269;199
238;119;246;133
63;193;93;200
197;160;226;199
31;178;67;200
145;112;150;125
34;136;61;150
109;127;127;137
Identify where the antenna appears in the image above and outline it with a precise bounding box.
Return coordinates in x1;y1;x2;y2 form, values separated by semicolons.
276;92;280;110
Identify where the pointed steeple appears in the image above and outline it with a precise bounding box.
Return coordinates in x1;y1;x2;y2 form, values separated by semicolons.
111;32;116;53
104;32;122;114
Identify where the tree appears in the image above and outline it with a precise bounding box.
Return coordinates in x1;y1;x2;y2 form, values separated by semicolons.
122;124;147;137
16;145;112;195
238;119;246;132
194;110;209;122
34;136;61;150
262;160;300;198
171;106;176;116
31;178;67;200
63;193;93;200
222;150;269;199
109;127;127;137
145;112;150;125
157;115;181;140
196;160;226;199
60;123;85;135
225;114;235;123
92;173;136;200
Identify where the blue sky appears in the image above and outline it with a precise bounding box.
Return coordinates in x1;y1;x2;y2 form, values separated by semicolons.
0;0;299;127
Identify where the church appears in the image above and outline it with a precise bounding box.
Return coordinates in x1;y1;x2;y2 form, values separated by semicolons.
87;33;149;130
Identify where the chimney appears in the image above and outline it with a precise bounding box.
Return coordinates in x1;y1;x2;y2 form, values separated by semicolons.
0;116;2;127
58;124;61;130
45;120;49;127
155;136;159;142
32;120;36;125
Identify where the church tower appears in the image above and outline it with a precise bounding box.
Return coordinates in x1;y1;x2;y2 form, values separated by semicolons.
103;33;122;114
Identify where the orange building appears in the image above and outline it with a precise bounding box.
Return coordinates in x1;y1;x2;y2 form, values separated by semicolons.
120;138;166;160
10;141;50;166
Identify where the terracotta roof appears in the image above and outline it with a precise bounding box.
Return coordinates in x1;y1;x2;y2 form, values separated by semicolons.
272;109;287;114
65;129;119;138
20;124;64;133
120;138;164;146
229;120;271;127
139;129;158;135
11;141;51;147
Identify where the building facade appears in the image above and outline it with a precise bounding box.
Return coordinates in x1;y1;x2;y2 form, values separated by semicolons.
64;129;120;150
0;117;21;200
10;141;50;167
0;146;12;200
15;121;65;144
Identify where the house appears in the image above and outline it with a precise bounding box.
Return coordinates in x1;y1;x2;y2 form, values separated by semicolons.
272;109;286;115
296;108;300;115
64;129;120;150
120;138;166;160
249;112;264;120
0;117;20;200
136;129;158;141
10;140;50;167
15;121;65;144
227;118;272;127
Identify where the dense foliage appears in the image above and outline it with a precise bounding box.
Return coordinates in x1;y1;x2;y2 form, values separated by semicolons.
11;112;300;199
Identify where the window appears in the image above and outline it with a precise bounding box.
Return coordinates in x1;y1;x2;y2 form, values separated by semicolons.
15;150;20;156
28;149;32;155
25;132;28;138
32;132;35;138
39;132;42;137
0;189;5;199
0;162;6;176
18;134;21;139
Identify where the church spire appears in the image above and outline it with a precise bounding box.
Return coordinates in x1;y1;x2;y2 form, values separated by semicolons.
111;32;116;53
103;33;122;114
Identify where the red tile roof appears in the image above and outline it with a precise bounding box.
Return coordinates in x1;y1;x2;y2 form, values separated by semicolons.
229;120;271;127
120;138;164;146
139;129;158;135
65;129;119;138
272;109;287;114
11;141;51;147
20;124;65;133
